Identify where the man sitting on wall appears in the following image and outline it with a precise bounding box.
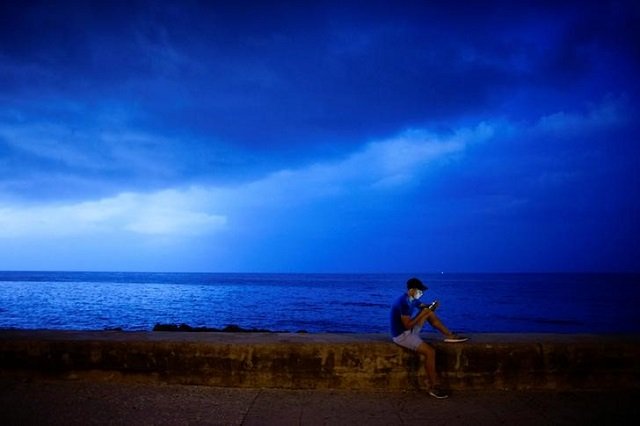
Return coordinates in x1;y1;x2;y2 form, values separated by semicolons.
390;277;468;399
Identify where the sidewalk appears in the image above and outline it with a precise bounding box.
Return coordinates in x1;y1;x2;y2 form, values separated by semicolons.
1;377;638;425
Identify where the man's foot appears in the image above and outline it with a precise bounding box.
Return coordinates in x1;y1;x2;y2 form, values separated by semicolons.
444;334;469;343
428;387;449;399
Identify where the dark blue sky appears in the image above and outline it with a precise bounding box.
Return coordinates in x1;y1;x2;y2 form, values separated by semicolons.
0;0;638;272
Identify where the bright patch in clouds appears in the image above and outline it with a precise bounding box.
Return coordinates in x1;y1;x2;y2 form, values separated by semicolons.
236;122;495;205
0;189;227;238
534;96;630;136
301;124;491;190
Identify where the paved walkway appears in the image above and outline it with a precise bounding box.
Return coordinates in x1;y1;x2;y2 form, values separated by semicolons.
1;377;638;425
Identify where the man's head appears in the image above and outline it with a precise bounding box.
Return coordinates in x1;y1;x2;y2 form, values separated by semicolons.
406;277;427;299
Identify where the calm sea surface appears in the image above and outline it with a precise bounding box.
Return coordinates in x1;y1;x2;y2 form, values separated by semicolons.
0;272;638;334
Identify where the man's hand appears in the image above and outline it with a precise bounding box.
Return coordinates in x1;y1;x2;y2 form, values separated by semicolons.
418;300;439;311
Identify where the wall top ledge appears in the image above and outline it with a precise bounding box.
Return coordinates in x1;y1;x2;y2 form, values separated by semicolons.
1;329;639;345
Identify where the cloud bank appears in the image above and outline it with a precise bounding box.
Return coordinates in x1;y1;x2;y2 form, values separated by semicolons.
0;1;638;272
0;122;494;239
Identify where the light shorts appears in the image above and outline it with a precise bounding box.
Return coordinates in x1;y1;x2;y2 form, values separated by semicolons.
392;327;424;351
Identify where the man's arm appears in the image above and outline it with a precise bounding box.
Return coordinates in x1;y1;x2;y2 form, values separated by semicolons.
400;307;432;330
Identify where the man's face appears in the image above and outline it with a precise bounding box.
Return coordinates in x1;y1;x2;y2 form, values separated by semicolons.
412;289;423;299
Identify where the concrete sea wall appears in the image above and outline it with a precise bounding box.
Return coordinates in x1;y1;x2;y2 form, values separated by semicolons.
0;330;638;390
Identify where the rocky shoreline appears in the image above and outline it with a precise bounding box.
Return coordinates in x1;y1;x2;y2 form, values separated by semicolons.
152;323;307;333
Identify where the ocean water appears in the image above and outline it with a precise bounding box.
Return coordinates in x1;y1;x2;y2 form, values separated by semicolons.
0;272;638;334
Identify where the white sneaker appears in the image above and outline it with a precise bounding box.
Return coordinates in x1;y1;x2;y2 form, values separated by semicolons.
444;335;469;343
428;388;449;399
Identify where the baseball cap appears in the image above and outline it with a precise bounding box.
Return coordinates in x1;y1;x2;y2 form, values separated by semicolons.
406;277;427;291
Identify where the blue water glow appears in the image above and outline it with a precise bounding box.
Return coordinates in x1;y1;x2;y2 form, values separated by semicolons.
0;272;638;334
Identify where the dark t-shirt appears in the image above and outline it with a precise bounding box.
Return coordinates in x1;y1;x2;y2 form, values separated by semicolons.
390;293;418;338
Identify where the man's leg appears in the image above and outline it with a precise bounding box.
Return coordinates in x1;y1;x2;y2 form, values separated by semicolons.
393;325;449;398
406;317;440;388
415;341;439;388
424;311;454;337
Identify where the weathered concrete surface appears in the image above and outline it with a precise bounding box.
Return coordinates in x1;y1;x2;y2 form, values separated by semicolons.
0;330;638;391
2;377;639;425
